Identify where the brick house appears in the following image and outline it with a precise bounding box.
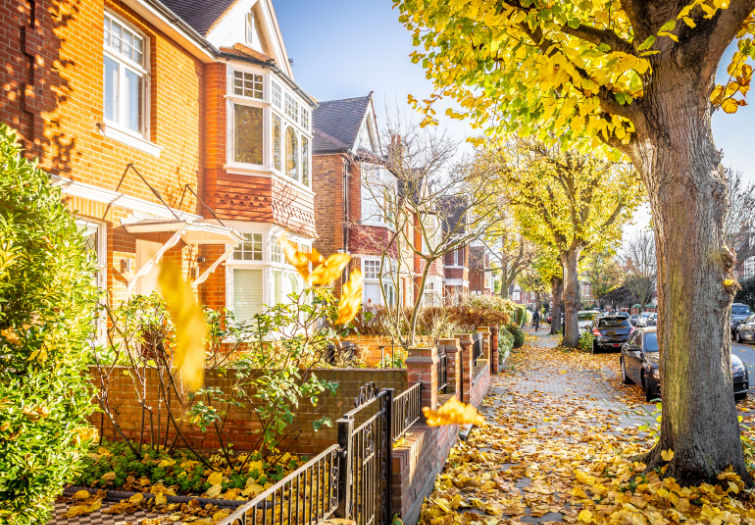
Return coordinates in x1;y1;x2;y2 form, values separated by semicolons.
1;0;315;321
441;197;469;305
469;245;492;296
312;94;413;307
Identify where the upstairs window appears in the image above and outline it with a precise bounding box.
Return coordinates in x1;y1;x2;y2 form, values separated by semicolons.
300;108;310;131
285;93;298;122
272;82;282;108
103;13;147;135
272;114;282;171
233;105;263;165
245;10;255;46
233;71;264;99
301;136;309;185
233;233;263;261
286;127;298;180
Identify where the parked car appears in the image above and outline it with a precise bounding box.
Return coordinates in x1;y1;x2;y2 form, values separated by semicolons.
732;303;754;337
735;314;755;344
620;327;749;401
646;312;658;326
578;310;601;333
629;314;641;327
590;315;633;353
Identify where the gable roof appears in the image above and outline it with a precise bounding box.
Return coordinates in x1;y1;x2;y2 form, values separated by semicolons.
313;95;372;154
160;0;237;36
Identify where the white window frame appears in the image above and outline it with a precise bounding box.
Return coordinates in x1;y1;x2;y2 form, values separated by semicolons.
77;218;107;343
226;64;268;170
245;9;255;46
103;12;150;139
233;232;264;261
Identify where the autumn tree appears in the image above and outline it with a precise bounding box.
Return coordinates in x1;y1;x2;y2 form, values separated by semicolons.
482;142;641;347
517;265;550;314
583;248;625;308
394;0;755;482
622;230;658;310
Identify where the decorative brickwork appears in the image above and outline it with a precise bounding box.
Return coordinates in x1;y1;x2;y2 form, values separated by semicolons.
405;346;439;412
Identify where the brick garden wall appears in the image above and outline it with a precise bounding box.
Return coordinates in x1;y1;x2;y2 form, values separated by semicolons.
91;366;407;455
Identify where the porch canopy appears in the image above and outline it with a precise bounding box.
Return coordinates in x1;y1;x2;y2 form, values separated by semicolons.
123;218;242;292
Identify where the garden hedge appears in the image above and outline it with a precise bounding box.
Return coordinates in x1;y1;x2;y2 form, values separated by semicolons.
0;123;99;523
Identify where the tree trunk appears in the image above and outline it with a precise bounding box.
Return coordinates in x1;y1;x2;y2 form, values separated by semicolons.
549;275;563;335
561;247;580;348
499;258;510;298
629;72;747;484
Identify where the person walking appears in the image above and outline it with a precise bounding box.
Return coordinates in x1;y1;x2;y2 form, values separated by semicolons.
532;309;541;332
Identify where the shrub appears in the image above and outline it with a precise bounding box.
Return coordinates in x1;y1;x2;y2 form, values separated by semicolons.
0;124;99;523
498;326;515;363
507;323;525;348
579;331;596;352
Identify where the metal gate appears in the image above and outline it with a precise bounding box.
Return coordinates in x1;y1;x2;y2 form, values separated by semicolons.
337;384;393;525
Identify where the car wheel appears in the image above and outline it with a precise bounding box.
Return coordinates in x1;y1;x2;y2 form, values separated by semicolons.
621;358;632;384
642;372;655;402
736;392;747;402
592;340;598;354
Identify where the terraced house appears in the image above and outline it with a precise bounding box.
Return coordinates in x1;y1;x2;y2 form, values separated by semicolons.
0;0;315;321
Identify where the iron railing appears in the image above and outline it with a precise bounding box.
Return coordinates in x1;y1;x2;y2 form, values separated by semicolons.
219;445;340;525
391;383;421;441
472;333;483;366
437;351;448;393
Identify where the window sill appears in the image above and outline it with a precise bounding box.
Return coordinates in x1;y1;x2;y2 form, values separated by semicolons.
100;122;162;157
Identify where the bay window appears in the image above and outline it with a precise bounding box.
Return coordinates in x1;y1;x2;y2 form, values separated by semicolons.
301;136;309;185
286;127;298;180
103;13;147;135
272;114;282;171
233;105;263;165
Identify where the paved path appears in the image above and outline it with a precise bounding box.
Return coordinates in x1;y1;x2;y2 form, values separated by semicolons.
419;331;659;524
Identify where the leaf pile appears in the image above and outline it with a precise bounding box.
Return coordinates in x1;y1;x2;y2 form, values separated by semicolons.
75;442;303;501
420;342;755;524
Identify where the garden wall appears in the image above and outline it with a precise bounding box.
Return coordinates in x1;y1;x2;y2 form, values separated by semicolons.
90;366;407;455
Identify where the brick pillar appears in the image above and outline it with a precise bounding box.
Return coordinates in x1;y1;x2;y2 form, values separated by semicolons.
406;346;438;412
438;337;461;396
490;326;500;374
457;334;473;404
477;326;491;362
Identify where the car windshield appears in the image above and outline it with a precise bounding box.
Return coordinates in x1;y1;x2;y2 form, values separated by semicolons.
640;312;652;318
733;305;752;316
578;312;599;321
599;318;629;328
644;333;659;352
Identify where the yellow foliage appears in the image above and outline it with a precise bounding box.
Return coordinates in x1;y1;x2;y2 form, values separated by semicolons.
158;261;207;392
335;269;363;325
423;396;486;427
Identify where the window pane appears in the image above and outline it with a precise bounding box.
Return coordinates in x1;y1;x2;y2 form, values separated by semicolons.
233;269;263;321
124;68;142;132
234;105;263;165
272;82;281;108
233;71;263;99
233;232;263;260
104;56;119;122
285;93;298;122
286;127;298;180
301;136;309;185
272;114;281;171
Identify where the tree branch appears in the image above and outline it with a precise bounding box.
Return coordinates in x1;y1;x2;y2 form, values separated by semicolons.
561;23;635;55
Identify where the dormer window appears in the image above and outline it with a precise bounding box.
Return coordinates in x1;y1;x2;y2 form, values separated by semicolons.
245;10;255;46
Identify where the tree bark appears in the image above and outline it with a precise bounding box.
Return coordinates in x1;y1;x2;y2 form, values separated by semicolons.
550;275;563;336
628;67;748;484
561;247;581;348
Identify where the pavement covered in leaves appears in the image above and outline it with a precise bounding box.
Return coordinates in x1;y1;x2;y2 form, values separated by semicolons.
420;332;755;524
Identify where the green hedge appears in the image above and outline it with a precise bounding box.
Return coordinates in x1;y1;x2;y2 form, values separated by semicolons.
0;123;99;523
507;323;525;349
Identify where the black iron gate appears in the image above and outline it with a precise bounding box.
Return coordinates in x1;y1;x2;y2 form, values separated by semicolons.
337;384;393;525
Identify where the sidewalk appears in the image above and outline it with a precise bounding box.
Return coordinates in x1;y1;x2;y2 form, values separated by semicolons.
419;331;657;523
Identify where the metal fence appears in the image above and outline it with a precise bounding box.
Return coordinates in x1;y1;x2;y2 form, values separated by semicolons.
391;383;421;441
220;445;340;525
437;351;448;393
220;381;421;525
472;333;483;366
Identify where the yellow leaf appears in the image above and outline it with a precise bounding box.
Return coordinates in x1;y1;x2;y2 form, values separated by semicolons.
661;449;674;461
154;493;167;505
335;269;363;325
128;492;144;503
281;236;323;281
578;509;593;522
721;98;740;114
158;261;207;392
207;471;225;486
72;489;91;500
101;471;116;482
308;253;351;285
423;396;486;427
64;500;102;518
205;483;223;498
724;279;735;287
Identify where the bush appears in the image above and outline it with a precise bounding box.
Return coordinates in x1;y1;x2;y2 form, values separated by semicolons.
0;124;99;522
498;326;515;363
579;331;596;352
507;323;525;348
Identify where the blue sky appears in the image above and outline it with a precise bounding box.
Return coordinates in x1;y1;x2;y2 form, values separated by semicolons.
276;0;754;185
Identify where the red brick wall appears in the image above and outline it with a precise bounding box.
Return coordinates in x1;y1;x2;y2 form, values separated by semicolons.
92;366;408;455
312;153;346;256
